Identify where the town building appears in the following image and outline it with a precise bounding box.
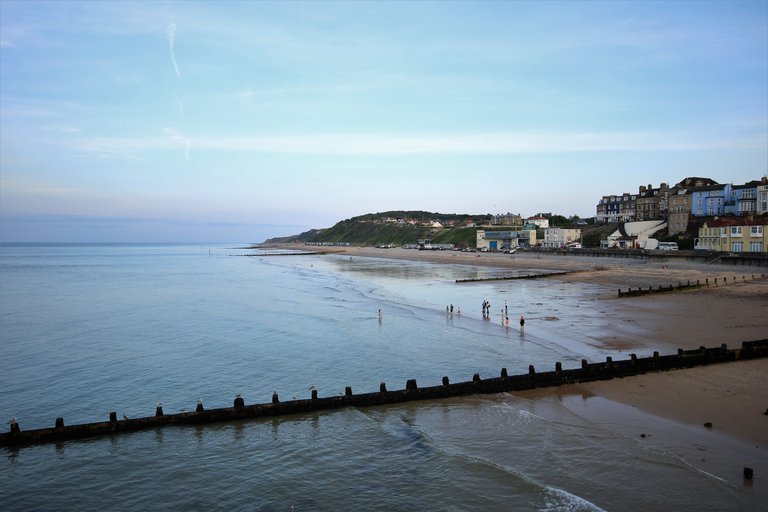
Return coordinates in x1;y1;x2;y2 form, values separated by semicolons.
695;217;768;252
595;192;638;224
542;228;581;248
526;216;549;229
490;213;523;227
731;180;763;216
635;183;670;221
759;181;768;215
476;229;536;251
667;177;720;235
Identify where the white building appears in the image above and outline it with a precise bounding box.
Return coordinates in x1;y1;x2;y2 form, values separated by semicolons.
542;228;581;248
526;216;549;229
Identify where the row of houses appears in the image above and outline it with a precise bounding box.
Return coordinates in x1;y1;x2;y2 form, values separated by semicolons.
596;176;768;236
695;216;768;253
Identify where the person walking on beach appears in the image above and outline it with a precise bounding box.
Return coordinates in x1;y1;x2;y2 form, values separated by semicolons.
520;315;525;329
450;304;454;314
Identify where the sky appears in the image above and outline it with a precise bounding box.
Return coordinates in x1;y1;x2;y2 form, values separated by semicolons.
1;0;766;243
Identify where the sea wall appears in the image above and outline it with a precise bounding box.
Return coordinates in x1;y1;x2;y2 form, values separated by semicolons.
2;339;766;448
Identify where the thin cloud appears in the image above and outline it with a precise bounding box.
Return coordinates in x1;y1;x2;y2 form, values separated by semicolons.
167;22;180;78
78;130;767;157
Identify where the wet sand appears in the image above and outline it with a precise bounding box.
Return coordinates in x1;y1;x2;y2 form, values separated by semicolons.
281;245;768;454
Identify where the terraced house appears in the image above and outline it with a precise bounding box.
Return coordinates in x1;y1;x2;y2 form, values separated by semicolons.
695;217;768;253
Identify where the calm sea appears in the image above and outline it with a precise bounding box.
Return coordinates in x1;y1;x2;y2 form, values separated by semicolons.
0;244;763;511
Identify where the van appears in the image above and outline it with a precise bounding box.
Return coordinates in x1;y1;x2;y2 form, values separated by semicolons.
658;242;678;251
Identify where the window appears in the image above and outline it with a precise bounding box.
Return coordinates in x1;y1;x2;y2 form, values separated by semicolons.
721;227;728;237
731;241;743;252
750;226;763;237
731;226;742;236
749;241;763;253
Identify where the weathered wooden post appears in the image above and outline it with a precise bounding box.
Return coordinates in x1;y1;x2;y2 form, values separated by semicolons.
196;399;204;412
500;368;508;379
379;382;387;393
272;392;280;404
344;387;352;398
234;394;245;409
528;365;535;375
55;417;64;430
155;402;163;417
472;373;481;383
555;362;562;374
311;389;318;401
442;376;450;386
406;379;418;391
9;419;20;434
109;411;117;423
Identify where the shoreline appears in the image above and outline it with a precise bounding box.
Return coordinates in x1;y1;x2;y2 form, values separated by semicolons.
270;244;768;452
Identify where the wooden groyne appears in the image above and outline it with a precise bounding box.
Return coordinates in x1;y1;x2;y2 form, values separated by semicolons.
2;339;766;448
618;273;768;298
456;269;587;283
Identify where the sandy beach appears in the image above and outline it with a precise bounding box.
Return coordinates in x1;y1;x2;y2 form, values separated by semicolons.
280;245;768;460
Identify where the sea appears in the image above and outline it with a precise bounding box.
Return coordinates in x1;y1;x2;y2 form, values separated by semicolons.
0;243;763;511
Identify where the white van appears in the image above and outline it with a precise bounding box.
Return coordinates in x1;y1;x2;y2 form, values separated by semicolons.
658;242;678;251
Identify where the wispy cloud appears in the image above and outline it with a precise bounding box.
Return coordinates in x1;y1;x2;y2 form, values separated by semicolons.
1;178;82;197
46;124;82;134
167;22;180;78
77;130;766;157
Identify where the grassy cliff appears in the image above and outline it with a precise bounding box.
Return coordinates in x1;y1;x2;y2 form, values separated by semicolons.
264;211;489;247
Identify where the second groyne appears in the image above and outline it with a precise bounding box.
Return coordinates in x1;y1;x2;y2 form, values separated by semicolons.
2;339;766;448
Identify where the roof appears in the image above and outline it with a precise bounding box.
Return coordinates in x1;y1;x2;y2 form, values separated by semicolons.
703;216;768;227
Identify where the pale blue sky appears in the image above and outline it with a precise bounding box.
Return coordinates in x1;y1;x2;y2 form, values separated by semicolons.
1;0;766;242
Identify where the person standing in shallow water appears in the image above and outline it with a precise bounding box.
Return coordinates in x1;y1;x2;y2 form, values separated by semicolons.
520;315;525;329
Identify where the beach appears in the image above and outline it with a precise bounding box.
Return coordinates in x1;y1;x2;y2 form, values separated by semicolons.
286;245;768;452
